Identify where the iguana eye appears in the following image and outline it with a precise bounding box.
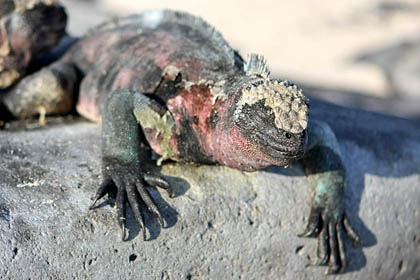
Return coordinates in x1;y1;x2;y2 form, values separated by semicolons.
285;132;292;139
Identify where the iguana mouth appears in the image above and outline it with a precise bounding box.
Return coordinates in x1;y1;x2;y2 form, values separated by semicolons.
253;128;307;162
269;145;305;161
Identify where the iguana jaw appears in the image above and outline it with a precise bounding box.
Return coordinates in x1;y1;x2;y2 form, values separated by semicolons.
216;123;306;171
241;125;307;168
259;130;307;166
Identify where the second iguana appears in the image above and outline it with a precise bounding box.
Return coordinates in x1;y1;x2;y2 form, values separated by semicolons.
1;9;360;274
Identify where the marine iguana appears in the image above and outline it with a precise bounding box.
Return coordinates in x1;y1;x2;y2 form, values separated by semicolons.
0;9;360;274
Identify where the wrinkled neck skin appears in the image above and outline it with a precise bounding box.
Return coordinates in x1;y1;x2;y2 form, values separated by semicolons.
213;124;280;172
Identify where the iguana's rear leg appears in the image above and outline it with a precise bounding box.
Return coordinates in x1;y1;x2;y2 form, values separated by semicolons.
1;60;80;124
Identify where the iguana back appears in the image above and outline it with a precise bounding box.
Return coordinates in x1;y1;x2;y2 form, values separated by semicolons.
63;10;243;121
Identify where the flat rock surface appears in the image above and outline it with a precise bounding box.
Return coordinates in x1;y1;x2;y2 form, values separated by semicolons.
1;100;419;279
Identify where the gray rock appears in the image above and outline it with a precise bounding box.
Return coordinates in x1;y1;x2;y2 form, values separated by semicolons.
0;100;420;279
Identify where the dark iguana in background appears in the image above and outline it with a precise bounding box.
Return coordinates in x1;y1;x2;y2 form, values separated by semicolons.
0;0;66;89
0;7;360;274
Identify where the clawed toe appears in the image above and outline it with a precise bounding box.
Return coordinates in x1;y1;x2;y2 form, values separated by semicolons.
326;264;341;275
89;172;171;241
143;173;174;198
298;207;321;238
89;179;116;209
300;207;359;274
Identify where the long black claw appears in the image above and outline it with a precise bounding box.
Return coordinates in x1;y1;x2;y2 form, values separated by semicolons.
344;217;360;248
337;222;347;271
143;174;174;197
136;182;164;227
315;216;329;266
126;184;147;240
89;197;100;210
121;222;127;241
326;264;341;275
328;223;341;274
142;223;147;240
298;208;321;238
89;180;114;209
116;184;127;241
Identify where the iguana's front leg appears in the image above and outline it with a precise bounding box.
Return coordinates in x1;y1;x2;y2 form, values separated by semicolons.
299;120;360;274
90;89;172;241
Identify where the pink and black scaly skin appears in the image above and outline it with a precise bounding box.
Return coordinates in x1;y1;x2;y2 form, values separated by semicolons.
0;10;360;274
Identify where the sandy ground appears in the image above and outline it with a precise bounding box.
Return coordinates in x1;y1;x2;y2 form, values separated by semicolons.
61;0;420;99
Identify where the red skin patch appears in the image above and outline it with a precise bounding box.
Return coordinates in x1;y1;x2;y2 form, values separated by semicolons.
113;68;135;89
167;84;214;157
222;125;277;171
168;85;212;137
167;84;275;171
76;83;101;122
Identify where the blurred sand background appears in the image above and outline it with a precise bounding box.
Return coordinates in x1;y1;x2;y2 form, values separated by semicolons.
61;0;420;110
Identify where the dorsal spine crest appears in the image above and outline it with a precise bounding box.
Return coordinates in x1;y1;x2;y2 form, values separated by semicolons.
244;53;271;79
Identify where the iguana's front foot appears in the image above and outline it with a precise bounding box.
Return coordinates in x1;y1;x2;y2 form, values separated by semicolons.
301;120;360;274
90;158;172;241
299;201;360;274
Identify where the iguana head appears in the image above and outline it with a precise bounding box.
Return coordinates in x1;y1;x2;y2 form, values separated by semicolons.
229;54;309;168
